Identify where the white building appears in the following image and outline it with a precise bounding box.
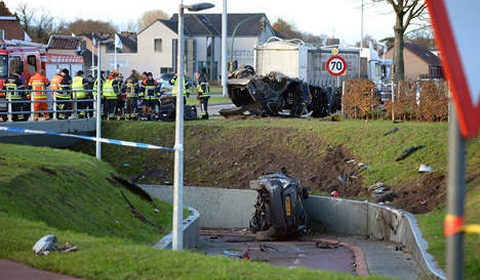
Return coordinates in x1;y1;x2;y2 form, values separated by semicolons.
88;13;276;83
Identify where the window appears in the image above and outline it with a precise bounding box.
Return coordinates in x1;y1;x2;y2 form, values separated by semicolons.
154;38;162;52
27;55;37;72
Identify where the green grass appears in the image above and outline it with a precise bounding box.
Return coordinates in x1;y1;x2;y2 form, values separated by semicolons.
2;115;480;279
0;143;388;280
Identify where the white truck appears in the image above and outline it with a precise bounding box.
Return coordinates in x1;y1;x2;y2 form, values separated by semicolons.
253;37;392;89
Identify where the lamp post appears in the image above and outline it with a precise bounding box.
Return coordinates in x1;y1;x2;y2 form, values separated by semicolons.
229;15;264;72
174;1;214;251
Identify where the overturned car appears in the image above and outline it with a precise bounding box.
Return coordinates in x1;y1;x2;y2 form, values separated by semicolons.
221;65;341;118
249;170;309;240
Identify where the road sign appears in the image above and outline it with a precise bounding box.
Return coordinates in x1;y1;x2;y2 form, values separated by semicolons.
427;0;480;139
326;55;347;77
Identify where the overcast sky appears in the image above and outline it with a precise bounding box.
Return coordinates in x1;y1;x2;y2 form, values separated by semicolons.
4;0;396;45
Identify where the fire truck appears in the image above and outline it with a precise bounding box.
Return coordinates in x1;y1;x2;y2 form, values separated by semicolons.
0;38;84;89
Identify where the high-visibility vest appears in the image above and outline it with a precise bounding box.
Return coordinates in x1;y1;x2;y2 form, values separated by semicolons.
72;76;87;99
171;77;187;97
197;76;210;97
5;80;23;100
50;74;63;91
102;79;117;99
124;79;137;98
29;74;48;100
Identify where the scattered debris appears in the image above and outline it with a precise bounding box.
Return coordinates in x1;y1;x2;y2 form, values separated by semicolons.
384;127;399;136
259;244;279;252
337;174;348;186
32;235;77;256
33;234;57;255
316;240;341;249
395;145;425;161
418;198;427;205
368;182;399;203
418;164;434;173
222;250;250;259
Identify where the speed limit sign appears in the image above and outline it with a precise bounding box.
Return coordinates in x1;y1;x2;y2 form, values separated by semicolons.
326;55;347;76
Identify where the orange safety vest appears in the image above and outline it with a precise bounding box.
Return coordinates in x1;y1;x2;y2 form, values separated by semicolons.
29;73;49;100
50;74;63;91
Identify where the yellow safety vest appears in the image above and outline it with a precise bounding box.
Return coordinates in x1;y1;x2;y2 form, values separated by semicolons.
171;77;187;97
5;82;23;100
72;76;87;99
102;79;117;99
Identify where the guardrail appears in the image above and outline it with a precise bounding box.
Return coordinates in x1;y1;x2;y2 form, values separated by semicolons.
0;89;97;122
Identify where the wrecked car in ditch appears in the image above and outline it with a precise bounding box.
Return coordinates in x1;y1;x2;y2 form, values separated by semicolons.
221;65;341;118
249;169;309;240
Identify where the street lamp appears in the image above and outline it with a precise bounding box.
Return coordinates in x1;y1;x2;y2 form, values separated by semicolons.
173;1;214;251
229;15;265;72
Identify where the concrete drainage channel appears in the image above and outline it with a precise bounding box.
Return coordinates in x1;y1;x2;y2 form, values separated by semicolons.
143;185;445;280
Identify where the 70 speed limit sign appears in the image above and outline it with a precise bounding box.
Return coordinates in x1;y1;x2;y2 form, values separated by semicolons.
326;55;347;76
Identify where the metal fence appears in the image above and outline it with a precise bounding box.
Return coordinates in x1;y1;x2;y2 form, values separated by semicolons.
0;89;99;122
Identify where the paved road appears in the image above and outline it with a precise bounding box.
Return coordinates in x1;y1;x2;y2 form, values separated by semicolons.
194;229;429;279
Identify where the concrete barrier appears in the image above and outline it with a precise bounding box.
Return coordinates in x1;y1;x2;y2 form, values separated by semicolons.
142;185;257;228
152;207;200;249
142;185;445;279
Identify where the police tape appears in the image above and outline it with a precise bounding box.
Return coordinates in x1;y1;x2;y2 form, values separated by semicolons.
0;126;174;151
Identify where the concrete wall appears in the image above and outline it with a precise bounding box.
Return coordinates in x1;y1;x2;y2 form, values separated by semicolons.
142;185;257;229
143;185;445;279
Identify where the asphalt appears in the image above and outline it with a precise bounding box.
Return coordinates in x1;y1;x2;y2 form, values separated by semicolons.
194;229;429;279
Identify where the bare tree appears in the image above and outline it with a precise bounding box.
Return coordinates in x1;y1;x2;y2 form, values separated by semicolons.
405;25;435;50
373;0;427;81
14;2;58;43
138;10;170;30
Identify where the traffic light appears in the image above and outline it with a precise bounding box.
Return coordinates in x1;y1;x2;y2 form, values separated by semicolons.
259;17;265;32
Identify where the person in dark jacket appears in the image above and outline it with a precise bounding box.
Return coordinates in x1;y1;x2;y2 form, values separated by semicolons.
2;71;26;121
139;72;159;120
195;71;210;119
57;68;72;119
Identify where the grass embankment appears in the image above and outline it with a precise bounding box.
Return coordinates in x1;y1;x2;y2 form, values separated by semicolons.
0;143;387;280
83;118;480;279
2;107;480;279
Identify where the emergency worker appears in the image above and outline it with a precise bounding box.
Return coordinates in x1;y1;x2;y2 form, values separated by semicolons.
56;68;72;119
28;70;50;120
85;74;95;117
102;70;120;120
139;72;159;120
71;70;89;118
115;73;126;119
169;73;187;105
195;71;210;120
123;70;139;120
2;71;26;121
93;71;105;116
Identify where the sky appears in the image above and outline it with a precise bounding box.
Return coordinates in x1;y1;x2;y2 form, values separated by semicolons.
4;0;395;45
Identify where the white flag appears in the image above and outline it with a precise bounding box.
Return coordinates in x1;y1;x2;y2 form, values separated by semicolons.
115;33;123;50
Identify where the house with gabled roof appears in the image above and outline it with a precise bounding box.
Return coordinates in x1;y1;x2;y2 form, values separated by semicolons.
0;1;29;40
384;42;443;80
98;13;275;82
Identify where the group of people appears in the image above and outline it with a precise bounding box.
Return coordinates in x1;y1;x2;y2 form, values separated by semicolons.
1;68;211;121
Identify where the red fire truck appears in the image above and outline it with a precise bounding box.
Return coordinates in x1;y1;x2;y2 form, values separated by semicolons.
0;38;84;89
